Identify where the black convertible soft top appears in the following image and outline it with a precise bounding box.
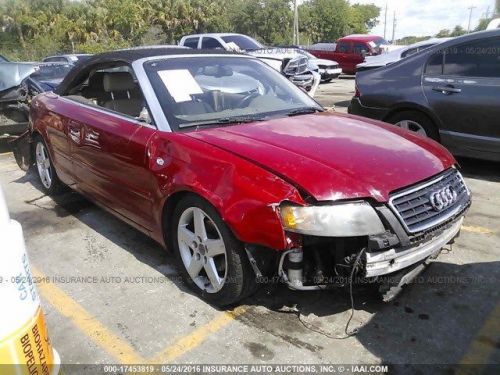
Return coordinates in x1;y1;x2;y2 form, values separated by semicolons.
55;47;241;94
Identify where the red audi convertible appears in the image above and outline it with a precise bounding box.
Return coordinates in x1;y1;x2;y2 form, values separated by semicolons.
16;48;471;305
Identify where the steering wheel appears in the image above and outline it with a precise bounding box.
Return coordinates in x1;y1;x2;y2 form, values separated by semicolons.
237;91;260;108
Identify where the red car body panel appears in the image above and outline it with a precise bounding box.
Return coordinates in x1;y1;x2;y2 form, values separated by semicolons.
308;35;384;74
187;112;455;202
31;93;455;251
32;94;306;250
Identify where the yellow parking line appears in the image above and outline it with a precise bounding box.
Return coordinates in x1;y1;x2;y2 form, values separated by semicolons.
462;225;495;235
148;306;247;364
32;266;145;364
458;302;500;371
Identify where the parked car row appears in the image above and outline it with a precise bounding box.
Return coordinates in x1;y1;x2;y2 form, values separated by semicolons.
179;33;324;96
2;32;346;136
12;45;471;306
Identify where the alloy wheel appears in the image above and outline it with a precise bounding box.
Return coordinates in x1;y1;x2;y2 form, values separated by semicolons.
177;207;228;293
395;120;427;136
35;142;52;189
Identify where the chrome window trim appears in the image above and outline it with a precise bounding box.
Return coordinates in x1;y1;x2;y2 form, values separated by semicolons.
131;54;257;132
58;96;157;130
388;169;470;234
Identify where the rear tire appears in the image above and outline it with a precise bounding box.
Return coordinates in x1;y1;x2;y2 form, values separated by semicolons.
386;110;439;141
33;135;66;195
171;194;256;306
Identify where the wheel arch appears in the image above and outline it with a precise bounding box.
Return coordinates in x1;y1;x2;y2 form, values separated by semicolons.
382;104;442;140
161;190;192;253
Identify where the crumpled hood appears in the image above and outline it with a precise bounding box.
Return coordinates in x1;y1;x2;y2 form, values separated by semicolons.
186;112;455;202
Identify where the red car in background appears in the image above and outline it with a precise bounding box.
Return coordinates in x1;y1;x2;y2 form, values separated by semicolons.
307;35;388;74
15;48;470;306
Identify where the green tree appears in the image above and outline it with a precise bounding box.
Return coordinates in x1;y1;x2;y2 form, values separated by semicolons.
450;25;466;36
435;29;451;38
298;0;380;43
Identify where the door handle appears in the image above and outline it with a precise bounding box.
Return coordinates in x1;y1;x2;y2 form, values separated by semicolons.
68;121;82;143
432;85;462;95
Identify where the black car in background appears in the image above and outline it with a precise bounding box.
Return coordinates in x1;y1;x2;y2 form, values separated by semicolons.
349;29;500;162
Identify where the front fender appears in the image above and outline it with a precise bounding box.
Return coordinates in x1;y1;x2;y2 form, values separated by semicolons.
150;133;305;250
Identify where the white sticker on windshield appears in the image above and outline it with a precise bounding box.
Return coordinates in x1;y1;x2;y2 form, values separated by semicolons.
157;69;203;103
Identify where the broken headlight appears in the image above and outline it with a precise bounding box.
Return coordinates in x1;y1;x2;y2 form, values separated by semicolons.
279;201;385;237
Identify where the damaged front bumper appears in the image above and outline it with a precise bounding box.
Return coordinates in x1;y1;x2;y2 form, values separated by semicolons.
365;217;462;277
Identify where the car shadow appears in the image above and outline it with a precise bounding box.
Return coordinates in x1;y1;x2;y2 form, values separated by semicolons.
457;157;500;183
240;261;500;369
354;261;500;369
11;169;196;298
334;99;351;108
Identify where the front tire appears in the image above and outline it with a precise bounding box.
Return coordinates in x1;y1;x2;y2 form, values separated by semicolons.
386;110;439;141
171;195;256;306
33;135;65;195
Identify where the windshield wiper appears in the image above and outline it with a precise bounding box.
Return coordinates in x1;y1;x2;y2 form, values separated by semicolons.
286;107;323;117
180;115;267;129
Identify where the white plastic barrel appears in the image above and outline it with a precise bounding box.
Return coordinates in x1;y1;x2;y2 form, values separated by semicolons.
0;186;60;375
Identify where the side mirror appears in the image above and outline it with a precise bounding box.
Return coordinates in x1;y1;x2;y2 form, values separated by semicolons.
137;107;152;125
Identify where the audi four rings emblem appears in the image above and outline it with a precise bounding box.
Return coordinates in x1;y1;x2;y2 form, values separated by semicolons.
429;185;458;211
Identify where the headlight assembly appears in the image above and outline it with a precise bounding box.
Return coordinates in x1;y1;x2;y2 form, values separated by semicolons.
279;201;385;237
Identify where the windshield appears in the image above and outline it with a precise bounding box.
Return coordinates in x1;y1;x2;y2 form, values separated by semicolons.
145;56;322;131
220;35;262;51
373;38;389;47
75;55;91;62
30;63;73;82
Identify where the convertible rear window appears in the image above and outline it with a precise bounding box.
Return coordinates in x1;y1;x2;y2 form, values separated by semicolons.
144;56;320;131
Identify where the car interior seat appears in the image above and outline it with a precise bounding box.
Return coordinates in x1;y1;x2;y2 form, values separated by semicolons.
102;72;144;117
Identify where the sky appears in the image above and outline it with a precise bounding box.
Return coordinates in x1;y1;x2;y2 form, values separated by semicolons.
349;0;496;39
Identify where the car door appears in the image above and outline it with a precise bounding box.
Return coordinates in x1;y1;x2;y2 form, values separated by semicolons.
335;41;352;72
422;36;500;158
352;42;369;71
60;66;159;231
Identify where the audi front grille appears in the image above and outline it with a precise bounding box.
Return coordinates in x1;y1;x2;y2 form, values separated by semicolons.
388;169;470;233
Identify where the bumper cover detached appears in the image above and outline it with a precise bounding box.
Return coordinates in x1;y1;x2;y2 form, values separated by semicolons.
365;217;463;277
347;97;388;121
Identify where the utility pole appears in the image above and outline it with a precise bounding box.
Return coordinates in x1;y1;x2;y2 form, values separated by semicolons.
293;0;299;45
391;11;396;43
383;3;388;40
467;6;477;33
